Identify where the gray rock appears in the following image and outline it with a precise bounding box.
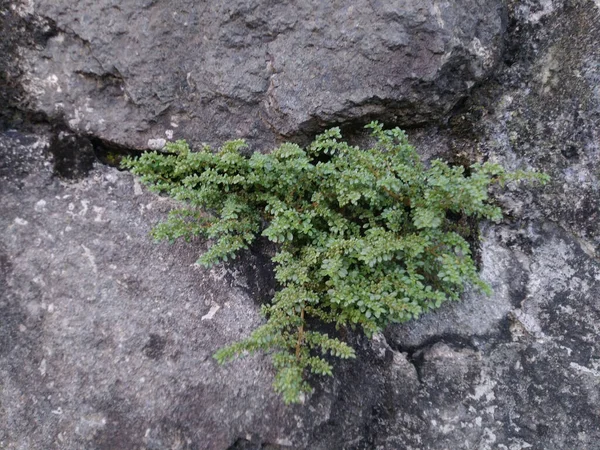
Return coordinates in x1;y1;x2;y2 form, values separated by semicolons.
380;1;600;448
0;129;420;450
2;0;600;449
11;0;503;148
381;221;600;450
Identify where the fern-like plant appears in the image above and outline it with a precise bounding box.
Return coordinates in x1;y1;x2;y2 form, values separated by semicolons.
123;122;548;404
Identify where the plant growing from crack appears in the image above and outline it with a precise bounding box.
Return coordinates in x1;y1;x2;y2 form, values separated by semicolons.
123;122;548;404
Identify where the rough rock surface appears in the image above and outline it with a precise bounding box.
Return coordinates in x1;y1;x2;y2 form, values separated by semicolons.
2;0;600;449
0;130;419;450
10;0;503;148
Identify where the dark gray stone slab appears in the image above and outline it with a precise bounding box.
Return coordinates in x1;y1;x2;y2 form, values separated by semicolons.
14;0;504;149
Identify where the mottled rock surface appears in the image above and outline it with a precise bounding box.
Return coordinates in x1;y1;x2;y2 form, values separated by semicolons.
1;0;600;449
10;0;503;148
0;129;421;450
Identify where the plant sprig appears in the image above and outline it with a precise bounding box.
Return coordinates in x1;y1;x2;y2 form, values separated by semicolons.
123;122;548;404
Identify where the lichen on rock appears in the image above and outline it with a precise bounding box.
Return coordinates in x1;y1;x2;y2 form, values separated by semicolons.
1;0;600;448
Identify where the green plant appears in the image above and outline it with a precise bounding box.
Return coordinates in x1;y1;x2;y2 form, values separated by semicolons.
123;122;548;404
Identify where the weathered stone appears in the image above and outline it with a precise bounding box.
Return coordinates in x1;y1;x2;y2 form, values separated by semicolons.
2;0;600;449
0;129;421;449
11;0;504;149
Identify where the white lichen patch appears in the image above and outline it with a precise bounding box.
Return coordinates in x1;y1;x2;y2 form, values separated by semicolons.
517;0;556;24
35;199;47;212
510;309;546;339
470;372;497;402
431;2;445;28
81;244;97;273
570;362;600;377
93;206;107;223
68;108;82;129
148;138;166;150
46;74;62;93
469;37;495;71
78;200;89;217
133;179;144;196
538;50;561;93
12;0;34;17
201;304;221;321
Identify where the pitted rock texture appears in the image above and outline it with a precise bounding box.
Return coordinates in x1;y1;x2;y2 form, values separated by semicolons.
0;130;420;450
2;0;600;449
381;222;600;449
2;131;600;450
11;0;504;148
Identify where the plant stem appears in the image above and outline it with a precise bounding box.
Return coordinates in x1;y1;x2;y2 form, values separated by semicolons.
295;307;305;361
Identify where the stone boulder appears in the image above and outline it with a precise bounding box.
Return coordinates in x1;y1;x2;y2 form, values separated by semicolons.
13;0;503;148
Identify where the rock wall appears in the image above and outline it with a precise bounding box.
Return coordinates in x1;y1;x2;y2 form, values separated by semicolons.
1;0;599;449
